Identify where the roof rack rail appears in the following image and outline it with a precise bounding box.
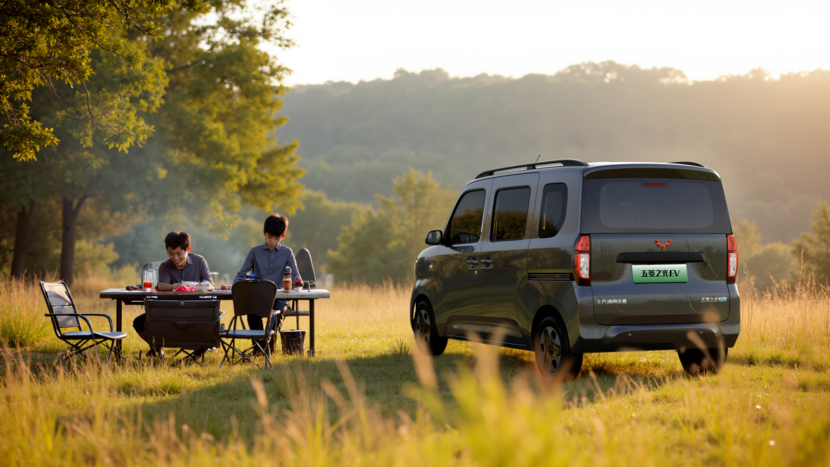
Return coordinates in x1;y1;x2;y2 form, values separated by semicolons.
671;161;705;167
476;159;589;179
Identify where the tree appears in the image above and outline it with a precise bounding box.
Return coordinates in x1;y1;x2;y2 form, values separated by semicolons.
0;152;49;277
376;168;456;261
277;64;830;245
2;1;304;285
28;38;168;285
326;210;409;283
137;1;303;231
733;219;762;258
327;168;455;283
0;0;208;161
286;190;368;266
0;37;166;281
792;201;830;284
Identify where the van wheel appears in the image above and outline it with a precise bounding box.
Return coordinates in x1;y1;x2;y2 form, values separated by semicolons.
678;347;728;375
413;301;447;356
533;316;582;380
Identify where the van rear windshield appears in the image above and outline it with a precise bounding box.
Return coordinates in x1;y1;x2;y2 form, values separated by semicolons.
581;178;731;234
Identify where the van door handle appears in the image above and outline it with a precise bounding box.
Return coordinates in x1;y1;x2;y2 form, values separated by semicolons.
466;259;480;267
479;258;493;266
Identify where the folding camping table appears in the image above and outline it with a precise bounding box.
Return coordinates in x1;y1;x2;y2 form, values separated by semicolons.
99;288;330;357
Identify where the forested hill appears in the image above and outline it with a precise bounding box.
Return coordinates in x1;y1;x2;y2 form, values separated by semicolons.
277;61;830;244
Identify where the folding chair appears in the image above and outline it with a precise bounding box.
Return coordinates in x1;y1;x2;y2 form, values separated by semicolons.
40;281;126;367
219;280;280;369
144;298;225;363
285;248;316;329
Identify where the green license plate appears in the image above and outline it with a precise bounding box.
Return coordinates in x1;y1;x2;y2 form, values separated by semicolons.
632;264;688;283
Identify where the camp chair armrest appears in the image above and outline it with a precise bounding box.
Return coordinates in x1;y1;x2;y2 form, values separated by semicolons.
77;313;115;332
228;315;246;330
45;313;95;333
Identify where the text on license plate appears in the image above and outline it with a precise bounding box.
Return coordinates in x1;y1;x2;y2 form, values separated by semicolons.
632;264;688;283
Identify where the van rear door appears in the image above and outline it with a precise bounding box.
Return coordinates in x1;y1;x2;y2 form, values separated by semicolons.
580;167;733;325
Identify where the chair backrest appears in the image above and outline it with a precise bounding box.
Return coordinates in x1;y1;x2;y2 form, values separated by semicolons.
231;280;278;319
295;248;317;287
39;281;80;330
144;298;222;349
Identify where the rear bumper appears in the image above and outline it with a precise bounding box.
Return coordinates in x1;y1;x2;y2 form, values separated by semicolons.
572;283;741;353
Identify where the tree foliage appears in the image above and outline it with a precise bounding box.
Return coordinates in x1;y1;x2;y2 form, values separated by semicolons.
733;219;798;290
328;169;454;283
734;220;762;258
140;0;303;230
793;201;830;284
326;210;409;284
0;0;304;282
376;168;456;261
0;0;208;161
278;63;830;244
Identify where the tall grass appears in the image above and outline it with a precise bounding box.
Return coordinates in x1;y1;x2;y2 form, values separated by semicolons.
735;273;830;370
0;275;828;465
0;276;51;348
1;340;829;465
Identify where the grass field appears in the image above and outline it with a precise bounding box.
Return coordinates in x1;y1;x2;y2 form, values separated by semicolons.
1;275;829;465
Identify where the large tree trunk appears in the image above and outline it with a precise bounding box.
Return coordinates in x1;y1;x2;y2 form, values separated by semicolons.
60;194;88;287
10;203;36;279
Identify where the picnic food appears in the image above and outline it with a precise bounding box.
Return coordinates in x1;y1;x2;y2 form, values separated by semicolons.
175;285;197;292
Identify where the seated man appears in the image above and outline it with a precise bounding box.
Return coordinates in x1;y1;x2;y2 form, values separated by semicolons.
221;214;302;352
133;231;214;358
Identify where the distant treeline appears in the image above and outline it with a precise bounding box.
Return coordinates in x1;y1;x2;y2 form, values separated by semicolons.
277;61;830;244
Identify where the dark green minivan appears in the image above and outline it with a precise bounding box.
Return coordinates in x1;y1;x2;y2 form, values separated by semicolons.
410;160;740;377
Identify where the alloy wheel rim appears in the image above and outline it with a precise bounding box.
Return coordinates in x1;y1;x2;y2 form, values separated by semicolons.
540;326;562;373
416;308;431;345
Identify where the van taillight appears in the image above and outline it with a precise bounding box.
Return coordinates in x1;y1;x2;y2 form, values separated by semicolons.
727;234;738;284
573;235;591;286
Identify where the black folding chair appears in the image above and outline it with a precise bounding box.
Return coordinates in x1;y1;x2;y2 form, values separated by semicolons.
40;281;126;367
285;248;316;329
144;298;225;364
295;248;317;288
219;280;280;369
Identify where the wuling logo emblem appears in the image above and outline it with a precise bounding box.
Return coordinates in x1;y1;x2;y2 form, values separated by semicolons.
655;239;671;250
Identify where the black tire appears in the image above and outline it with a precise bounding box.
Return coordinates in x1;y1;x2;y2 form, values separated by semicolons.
678;347;728;375
533;315;582;380
413;301;448;356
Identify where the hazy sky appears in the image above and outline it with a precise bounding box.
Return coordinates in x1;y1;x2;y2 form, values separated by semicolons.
265;0;830;85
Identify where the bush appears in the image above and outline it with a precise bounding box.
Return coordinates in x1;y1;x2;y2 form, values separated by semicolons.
0;276;51;348
743;242;799;290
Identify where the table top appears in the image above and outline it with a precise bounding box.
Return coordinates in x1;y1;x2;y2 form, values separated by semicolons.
99;288;331;300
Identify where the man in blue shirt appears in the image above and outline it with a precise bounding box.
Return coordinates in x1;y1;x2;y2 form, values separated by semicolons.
222;214;302;350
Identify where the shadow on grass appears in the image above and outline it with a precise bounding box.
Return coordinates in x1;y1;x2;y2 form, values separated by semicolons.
93;348;687;442
5;344;702;448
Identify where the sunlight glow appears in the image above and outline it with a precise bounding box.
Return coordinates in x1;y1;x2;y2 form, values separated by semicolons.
265;0;830;85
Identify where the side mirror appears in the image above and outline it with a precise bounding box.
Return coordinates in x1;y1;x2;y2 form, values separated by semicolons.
425;230;444;246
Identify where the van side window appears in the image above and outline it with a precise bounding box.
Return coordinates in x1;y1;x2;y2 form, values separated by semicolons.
447;190;486;244
538;183;568;239
491;187;531;241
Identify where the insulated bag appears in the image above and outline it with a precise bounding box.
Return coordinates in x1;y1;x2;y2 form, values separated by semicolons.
145;298;222;350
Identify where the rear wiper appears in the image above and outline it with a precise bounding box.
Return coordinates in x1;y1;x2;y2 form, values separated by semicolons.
616;252;706;264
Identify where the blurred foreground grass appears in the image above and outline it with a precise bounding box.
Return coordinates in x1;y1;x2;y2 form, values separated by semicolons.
0;275;828;465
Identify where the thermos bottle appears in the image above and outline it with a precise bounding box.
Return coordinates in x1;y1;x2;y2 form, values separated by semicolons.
283;266;292;290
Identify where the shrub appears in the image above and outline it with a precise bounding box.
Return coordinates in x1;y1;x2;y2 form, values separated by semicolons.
0;276;51;348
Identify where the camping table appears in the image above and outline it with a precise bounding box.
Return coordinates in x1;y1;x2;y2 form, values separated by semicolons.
99;288;331;357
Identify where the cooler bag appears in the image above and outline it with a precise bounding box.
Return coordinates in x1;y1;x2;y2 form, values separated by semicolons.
145;298;222;350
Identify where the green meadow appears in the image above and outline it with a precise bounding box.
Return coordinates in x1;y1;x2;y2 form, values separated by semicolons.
0;275;829;466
